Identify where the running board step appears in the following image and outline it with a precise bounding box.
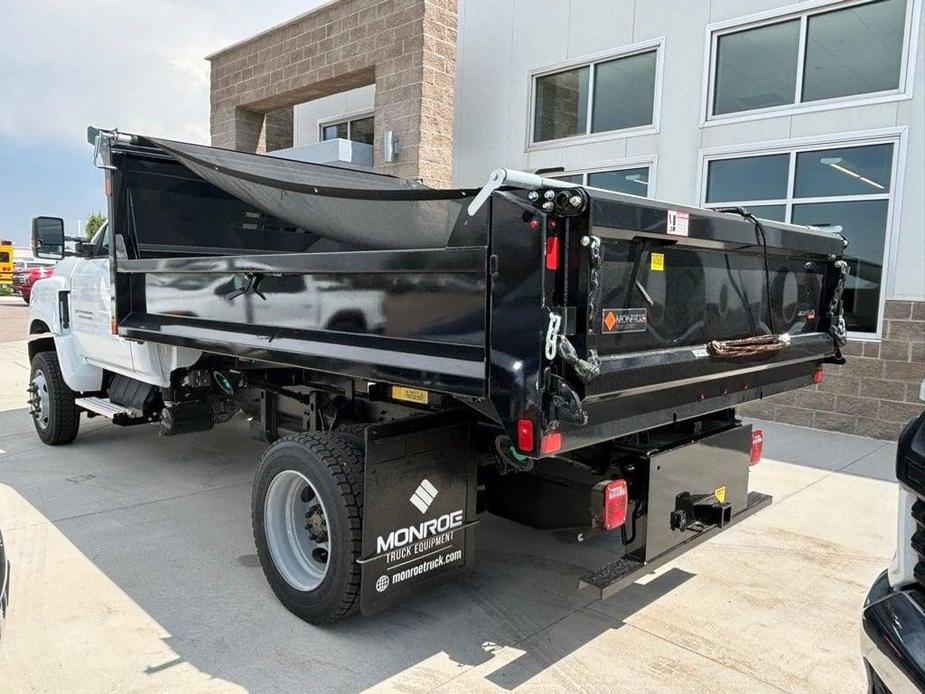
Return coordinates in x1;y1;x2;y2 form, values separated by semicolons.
75;397;137;419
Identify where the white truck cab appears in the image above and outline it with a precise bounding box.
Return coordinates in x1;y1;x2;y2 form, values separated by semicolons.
30;221;201;390
27;218;201;443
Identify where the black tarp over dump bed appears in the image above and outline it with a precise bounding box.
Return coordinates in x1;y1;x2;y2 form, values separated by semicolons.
104;131;847;451
149;138;478;250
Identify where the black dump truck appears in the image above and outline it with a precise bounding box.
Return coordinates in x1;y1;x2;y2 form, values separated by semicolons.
27;127;849;623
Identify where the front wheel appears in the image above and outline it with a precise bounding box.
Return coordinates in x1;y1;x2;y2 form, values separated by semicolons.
252;433;364;624
28;351;80;445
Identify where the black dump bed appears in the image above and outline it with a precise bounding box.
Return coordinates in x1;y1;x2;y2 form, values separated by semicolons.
99;130;847;456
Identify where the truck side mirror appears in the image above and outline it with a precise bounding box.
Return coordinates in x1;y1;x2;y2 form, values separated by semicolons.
32;216;65;259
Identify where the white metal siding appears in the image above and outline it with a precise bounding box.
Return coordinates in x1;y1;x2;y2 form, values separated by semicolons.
453;0;923;303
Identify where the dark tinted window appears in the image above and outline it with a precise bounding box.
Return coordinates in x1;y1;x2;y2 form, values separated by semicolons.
322;122;348;141
792;200;889;332
802;0;906;102
795;144;894;197
534;66;590;142
743;204;786;222
588;167;650;196
591;51;657;133
713;20;800;115
706;154;790;202
350;116;374;145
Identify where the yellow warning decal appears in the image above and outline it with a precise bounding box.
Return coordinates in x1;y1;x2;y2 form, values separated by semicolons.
391;385;429;404
650;252;664;272
714;486;726;503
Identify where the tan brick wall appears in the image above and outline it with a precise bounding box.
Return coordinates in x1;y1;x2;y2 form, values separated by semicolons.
739;299;925;440
208;0;457;186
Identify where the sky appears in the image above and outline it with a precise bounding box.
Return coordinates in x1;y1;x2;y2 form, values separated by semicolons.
0;0;323;247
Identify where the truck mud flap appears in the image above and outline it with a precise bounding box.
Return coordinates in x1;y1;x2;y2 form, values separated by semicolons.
358;412;478;616
579;491;772;600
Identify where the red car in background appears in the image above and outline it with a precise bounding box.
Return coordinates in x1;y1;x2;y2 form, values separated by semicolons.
12;259;56;304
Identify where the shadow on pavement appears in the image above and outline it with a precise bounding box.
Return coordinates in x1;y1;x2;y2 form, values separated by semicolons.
0;406;696;692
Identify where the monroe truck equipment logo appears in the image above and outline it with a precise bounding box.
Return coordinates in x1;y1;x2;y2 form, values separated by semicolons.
409;479;438;514
376;509;464;554
602;308;648;334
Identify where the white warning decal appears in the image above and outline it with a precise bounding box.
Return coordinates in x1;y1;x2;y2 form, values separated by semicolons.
667;209;689;237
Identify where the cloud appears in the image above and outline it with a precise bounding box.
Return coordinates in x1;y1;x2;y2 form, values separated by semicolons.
0;0;320;146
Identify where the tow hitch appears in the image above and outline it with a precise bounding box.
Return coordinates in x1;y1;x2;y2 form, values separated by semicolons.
670;491;733;531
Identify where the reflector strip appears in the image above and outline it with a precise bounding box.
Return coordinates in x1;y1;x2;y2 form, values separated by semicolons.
540;431;561;454
750;429;763;466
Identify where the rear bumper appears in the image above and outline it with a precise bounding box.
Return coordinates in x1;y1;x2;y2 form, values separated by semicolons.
861;570;925;693
579;491;771;599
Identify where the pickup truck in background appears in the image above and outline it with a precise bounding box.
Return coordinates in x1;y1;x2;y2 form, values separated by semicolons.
12;258;56;304
24;127;850;624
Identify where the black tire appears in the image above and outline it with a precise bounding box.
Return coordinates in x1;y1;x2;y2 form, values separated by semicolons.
22;295;30;305
252;433;364;624
29;351;80;445
333;421;368;445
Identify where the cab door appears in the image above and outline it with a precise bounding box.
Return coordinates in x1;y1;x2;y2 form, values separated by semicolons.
68;224;134;372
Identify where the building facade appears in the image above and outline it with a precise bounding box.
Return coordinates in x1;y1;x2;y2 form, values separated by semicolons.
210;0;925;439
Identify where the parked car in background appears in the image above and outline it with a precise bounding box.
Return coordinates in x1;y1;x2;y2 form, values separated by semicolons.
12;259;56;303
861;402;925;693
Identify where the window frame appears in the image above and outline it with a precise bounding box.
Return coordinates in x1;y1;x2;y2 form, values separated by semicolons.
552;158;658;198
696;127;909;339
701;0;920;126
317;110;375;144
526;38;665;151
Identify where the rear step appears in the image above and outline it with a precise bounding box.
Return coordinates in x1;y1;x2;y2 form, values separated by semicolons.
578;491;772;600
74;397;143;421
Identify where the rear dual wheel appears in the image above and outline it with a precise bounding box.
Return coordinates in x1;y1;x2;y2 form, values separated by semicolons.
252;432;364;624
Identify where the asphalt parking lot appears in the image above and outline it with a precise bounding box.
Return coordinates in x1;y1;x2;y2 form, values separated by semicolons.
0;338;898;693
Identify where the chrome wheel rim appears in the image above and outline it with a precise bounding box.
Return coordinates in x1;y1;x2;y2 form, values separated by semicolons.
28;372;50;430
264;469;331;591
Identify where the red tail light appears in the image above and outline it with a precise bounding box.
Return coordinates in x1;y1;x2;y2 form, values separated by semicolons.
813;368;824;384
750;429;763;465
602;479;628;530
545;236;560;270
516;418;534;452
540;430;561;454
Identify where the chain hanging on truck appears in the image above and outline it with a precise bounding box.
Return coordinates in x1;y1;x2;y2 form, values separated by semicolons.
556;235;601;383
826;259;850;363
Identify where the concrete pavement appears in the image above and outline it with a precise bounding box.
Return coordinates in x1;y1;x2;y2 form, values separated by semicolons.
0;338;899;692
0;296;30;343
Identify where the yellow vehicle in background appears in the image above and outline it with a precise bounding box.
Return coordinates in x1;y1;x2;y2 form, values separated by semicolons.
0;240;13;285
